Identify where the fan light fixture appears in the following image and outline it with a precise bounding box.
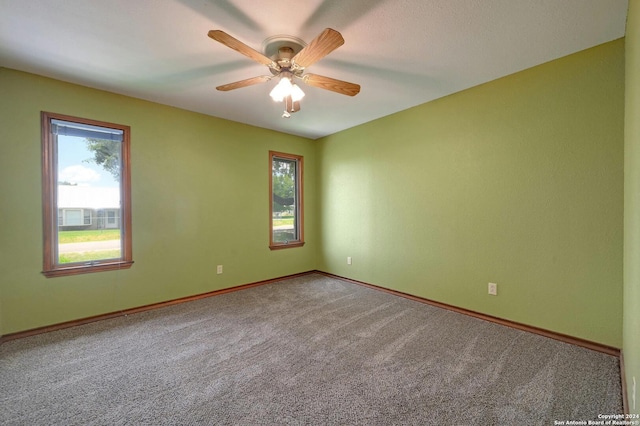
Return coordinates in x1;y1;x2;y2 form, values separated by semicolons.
269;76;305;103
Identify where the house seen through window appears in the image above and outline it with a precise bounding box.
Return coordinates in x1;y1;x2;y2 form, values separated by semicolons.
41;112;132;277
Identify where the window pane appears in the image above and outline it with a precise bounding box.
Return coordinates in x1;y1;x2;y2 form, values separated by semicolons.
272;157;297;243
269;151;303;250
55;120;122;264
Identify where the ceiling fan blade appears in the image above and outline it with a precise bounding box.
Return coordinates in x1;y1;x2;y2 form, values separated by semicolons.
216;75;272;91
291;28;344;69
208;30;279;70
302;74;360;96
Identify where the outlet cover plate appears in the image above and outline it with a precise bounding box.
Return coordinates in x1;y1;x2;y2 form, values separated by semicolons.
488;282;498;296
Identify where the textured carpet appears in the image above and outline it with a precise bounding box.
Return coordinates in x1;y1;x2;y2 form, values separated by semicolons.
0;274;622;425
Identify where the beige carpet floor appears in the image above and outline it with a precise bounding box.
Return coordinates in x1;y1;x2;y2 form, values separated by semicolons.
0;273;623;425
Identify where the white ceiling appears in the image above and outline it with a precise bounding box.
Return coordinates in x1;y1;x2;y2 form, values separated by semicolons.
0;0;629;140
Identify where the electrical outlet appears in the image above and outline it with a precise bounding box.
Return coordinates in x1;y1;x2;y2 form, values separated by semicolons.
488;282;497;296
216;265;223;274
347;257;352;265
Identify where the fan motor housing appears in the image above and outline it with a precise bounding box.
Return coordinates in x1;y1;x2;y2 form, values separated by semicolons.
262;35;306;75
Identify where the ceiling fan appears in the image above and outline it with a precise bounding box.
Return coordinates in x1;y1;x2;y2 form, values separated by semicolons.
208;28;360;118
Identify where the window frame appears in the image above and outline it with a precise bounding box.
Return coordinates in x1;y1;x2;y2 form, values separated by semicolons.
41;111;133;277
269;151;304;250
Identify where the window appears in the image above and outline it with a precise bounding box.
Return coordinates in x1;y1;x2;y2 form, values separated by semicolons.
269;151;304;250
106;210;117;227
41;112;133;277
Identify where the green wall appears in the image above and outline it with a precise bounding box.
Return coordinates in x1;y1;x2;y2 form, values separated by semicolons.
0;37;627;353
625;0;640;414
317;40;625;348
0;68;317;335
